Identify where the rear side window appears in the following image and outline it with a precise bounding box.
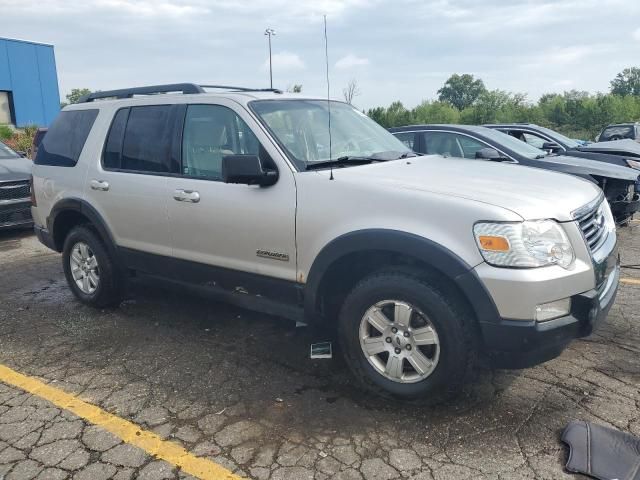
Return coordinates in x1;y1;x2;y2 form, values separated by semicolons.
120;105;174;173
35;110;98;166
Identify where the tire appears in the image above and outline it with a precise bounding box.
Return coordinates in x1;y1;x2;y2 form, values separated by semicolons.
62;225;123;308
338;271;477;402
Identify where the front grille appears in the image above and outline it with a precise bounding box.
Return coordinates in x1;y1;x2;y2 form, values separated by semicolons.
0;180;30;202
0;206;32;226
576;201;608;253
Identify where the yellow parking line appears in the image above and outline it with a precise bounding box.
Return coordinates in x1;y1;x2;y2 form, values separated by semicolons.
620;277;640;286
0;364;241;480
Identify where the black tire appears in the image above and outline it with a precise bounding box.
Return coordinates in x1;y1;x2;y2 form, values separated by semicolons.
337;271;477;402
62;225;123;308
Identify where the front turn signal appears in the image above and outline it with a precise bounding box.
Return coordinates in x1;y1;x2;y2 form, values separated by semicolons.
478;235;510;252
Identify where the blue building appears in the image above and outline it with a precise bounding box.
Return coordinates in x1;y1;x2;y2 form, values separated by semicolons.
0;37;60;127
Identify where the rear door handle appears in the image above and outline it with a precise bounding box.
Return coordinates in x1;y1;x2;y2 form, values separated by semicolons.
173;189;200;203
90;179;110;191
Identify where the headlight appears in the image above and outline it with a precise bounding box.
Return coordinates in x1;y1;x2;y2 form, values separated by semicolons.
474;220;575;268
626;159;640;170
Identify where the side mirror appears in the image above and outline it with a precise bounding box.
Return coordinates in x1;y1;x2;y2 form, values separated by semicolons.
542;141;561;152
222;155;278;187
475;148;505;161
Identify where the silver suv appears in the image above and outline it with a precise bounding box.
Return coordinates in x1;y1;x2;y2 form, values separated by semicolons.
31;84;620;400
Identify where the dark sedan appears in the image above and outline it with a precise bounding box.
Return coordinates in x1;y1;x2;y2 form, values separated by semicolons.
389;124;640;224
484;123;640;194
0;140;33;230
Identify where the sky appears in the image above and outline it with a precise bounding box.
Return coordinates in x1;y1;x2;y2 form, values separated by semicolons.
2;0;640;110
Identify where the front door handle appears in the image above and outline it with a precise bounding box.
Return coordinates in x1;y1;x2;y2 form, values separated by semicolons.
90;179;110;191
173;189;200;203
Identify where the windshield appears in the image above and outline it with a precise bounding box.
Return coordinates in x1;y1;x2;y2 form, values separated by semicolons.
250;99;411;169
535;126;580;148
479;128;548;159
0;140;19;159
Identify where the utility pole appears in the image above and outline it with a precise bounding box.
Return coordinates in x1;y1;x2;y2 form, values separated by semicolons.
264;28;276;89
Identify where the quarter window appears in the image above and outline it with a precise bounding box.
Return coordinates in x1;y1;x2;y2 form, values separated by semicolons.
521;132;546;149
103;108;129;170
181;105;260;180
393;132;416;150
35;109;98;167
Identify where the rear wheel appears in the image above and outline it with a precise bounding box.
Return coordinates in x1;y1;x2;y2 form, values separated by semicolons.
338;271;477;401
62;226;123;308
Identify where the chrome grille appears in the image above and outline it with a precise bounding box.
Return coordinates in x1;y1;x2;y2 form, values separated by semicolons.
576;202;608;253
0;180;30;202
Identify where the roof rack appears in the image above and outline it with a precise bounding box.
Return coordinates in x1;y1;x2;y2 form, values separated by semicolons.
78;83;282;103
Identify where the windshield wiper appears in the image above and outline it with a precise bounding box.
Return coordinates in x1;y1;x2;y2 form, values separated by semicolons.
305;150;418;170
534;154;548;159
305;156;380;170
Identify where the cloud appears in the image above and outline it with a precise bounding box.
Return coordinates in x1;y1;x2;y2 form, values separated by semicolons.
335;54;369;70
263;52;305;71
3;0;640;108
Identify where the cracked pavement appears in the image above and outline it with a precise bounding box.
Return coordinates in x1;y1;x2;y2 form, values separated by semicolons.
0;223;638;480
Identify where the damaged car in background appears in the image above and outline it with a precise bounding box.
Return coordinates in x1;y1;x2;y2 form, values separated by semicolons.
390;124;640;225
484;123;640;203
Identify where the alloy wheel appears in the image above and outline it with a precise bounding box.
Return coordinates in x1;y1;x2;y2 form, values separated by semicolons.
359;300;440;383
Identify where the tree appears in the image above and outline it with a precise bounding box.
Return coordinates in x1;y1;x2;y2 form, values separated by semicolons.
610;67;640;96
437;74;486;110
63;88;92;107
343;79;361;105
287;84;303;93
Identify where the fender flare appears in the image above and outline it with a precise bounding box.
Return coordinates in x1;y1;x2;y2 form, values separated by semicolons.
303;229;500;325
48;198;118;258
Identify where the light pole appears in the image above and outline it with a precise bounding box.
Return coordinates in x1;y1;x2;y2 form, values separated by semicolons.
264;28;276;89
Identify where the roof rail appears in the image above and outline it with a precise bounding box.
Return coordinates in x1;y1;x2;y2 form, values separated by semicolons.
78;84;205;103
200;85;283;94
77;83;283;103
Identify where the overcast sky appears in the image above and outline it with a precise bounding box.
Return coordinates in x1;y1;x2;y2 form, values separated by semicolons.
2;0;639;109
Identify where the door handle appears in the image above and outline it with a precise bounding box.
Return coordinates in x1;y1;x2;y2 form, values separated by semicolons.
90;179;110;191
173;189;200;203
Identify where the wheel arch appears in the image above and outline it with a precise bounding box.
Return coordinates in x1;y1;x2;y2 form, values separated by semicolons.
304;229;500;328
48;198;118;258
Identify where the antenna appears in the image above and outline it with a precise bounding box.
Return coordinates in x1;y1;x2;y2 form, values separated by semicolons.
323;14;334;180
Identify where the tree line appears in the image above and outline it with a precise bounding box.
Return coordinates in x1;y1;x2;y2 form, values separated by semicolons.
367;68;640;141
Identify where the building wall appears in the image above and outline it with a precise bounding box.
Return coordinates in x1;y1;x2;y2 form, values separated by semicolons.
0;37;60;127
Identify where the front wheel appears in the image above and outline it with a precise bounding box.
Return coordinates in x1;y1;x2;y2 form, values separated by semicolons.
338;271;477;401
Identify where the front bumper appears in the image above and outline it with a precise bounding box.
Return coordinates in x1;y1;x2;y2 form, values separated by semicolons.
0;199;33;230
479;241;620;369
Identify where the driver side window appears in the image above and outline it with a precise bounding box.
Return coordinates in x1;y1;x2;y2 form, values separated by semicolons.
423;132;486;159
182;105;260;180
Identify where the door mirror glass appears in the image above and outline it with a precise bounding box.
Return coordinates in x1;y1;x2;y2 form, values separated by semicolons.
475;147;503;160
222;154;278;186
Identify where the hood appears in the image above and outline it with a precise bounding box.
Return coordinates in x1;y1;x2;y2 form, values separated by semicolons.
576;139;640;158
0;158;32;181
333;155;601;222
532;154;638;181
